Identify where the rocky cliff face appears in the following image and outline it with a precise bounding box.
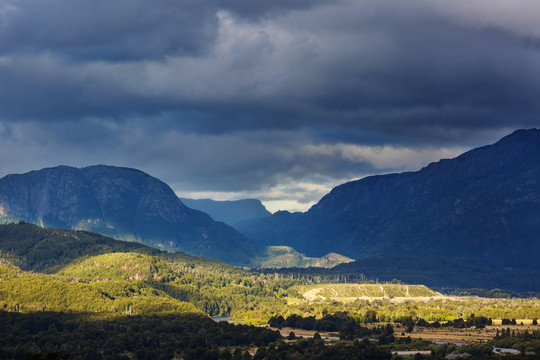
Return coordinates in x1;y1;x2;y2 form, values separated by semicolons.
239;129;540;269
0;165;261;265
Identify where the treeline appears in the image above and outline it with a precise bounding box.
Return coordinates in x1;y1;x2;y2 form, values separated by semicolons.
257;255;540;293
395;314;493;331
269;312;497;341
0;310;281;360
269;312;371;337
431;343;494;358
491;329;540;353
442;288;540;299
268;313;395;343
257;339;505;360
501;318;538;325
252;338;391;360
235;295;540;325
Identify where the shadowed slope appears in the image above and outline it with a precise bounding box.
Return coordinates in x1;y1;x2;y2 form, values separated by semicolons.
240;129;540;269
0;166;262;265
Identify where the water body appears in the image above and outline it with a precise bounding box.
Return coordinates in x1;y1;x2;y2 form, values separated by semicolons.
493;347;521;354
434;341;468;346
212;316;234;322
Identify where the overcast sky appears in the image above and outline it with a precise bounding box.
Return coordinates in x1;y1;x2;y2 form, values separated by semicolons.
1;0;539;212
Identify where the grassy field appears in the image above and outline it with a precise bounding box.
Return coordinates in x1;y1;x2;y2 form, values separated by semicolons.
268;323;539;345
396;323;540;344
295;283;441;301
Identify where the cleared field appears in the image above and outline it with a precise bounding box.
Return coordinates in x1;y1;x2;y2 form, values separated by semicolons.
398;324;540;344
295;284;441;301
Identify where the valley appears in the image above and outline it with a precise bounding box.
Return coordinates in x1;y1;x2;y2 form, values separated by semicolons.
0;222;539;358
2;0;540;354
1;130;540;359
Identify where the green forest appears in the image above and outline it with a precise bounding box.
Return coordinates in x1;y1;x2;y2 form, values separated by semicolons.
1;223;540;359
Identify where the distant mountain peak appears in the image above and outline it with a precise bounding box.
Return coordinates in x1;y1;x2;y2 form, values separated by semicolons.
180;197;270;227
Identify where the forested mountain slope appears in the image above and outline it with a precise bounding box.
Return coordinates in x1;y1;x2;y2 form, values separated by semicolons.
240;129;540;269
0;165;262;265
0;223;299;317
0;222;243;273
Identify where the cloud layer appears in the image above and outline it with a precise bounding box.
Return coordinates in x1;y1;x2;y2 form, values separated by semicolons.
1;0;539;211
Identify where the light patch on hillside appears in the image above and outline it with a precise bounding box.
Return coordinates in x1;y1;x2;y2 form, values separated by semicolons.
297;284;443;302
251;246;354;269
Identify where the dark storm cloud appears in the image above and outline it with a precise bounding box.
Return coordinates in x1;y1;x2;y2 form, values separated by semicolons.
0;118;463;196
1;0;540;210
45;119;377;192
0;1;214;61
1;0;539;138
0;0;325;61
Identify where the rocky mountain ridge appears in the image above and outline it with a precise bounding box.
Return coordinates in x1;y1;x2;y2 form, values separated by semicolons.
0;165;261;265
239;129;540;269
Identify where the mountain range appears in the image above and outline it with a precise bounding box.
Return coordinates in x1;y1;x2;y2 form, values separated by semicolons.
0;166;349;268
0;165;261;265
239;129;540;270
1;129;539;272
